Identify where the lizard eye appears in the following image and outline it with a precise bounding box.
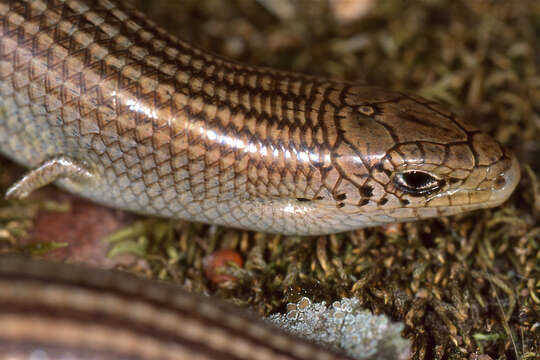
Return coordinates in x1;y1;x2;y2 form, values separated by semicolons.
394;170;443;196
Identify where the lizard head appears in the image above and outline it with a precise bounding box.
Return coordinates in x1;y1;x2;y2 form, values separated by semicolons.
326;86;520;225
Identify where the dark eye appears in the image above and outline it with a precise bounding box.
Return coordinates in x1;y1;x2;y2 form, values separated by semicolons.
394;171;443;196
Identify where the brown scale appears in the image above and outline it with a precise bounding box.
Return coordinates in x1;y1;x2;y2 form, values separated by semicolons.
0;0;519;235
0;256;361;360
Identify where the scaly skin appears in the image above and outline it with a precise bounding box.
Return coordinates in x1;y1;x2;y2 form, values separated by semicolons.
0;257;367;360
0;0;519;235
0;1;522;358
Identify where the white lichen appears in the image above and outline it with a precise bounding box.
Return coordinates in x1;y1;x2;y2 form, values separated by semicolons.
267;297;411;360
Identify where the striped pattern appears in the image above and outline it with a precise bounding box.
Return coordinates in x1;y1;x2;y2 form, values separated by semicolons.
0;257;353;360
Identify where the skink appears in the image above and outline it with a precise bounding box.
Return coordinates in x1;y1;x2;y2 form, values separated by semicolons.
0;0;521;358
0;0;520;235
